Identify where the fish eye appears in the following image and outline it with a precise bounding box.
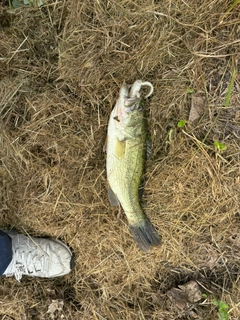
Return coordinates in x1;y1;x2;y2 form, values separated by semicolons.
137;102;143;111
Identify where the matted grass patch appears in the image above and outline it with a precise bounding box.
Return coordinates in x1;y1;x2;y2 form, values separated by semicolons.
0;0;240;319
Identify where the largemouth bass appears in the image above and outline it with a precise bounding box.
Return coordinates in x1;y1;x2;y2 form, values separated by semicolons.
105;80;161;251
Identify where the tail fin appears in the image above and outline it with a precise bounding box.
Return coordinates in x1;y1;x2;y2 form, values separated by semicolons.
129;218;161;252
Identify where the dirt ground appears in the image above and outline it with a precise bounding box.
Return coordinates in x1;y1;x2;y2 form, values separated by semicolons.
0;0;240;319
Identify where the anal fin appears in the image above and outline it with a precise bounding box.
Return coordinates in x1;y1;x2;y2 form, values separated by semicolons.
103;136;108;152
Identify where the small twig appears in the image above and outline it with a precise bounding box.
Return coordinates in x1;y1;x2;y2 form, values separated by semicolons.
7;36;28;64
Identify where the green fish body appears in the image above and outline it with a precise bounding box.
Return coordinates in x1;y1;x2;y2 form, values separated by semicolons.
105;80;161;251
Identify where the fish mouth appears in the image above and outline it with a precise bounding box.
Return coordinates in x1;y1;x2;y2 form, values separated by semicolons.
129;80;153;99
124;96;141;109
123;80;154;110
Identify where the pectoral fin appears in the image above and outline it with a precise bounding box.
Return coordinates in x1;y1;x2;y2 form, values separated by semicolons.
103;136;108;152
108;186;119;206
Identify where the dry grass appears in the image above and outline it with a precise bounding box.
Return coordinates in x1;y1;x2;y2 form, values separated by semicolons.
0;0;240;319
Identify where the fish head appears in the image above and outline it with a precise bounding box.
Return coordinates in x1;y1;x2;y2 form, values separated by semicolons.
111;80;153;132
113;81;147;127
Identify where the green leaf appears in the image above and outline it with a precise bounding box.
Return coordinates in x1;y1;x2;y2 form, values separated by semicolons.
220;0;240;23
177;120;187;128
214;141;226;151
219;301;229;311
224;65;237;107
12;0;22;8
187;88;194;94
212;297;229;320
218;309;229;320
227;0;240;12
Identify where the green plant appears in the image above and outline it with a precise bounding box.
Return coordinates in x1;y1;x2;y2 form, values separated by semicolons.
202;294;229;320
177;119;187;128
186;88;194;94
213;297;229;320
214;141;226;151
224;65;237;107
11;0;44;8
220;0;240;23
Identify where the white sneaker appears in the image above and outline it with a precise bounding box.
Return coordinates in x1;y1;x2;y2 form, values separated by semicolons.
3;231;74;281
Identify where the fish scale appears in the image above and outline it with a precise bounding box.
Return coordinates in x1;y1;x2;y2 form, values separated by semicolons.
114;137;145;224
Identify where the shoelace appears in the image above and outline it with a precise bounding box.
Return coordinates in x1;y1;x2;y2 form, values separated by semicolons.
8;237;50;281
